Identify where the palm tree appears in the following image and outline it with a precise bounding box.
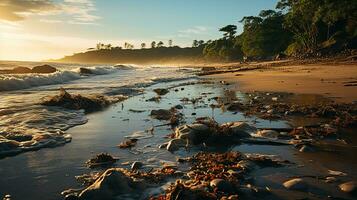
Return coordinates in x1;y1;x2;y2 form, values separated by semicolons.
168;39;173;47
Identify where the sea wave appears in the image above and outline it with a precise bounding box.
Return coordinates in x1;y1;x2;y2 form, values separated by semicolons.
0;65;134;92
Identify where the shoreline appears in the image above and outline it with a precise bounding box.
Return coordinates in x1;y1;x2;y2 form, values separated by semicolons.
205;60;357;103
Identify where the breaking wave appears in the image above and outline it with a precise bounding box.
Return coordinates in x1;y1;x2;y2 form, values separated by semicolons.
0;65;135;92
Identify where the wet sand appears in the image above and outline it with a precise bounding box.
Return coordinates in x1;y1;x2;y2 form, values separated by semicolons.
210;63;357;103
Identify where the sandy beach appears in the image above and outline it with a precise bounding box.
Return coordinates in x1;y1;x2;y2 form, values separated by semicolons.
209;61;357;103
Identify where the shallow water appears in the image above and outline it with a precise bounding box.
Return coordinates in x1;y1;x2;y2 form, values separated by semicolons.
0;63;356;200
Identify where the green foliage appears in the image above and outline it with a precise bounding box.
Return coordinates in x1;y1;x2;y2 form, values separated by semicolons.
239;10;292;57
203;38;243;61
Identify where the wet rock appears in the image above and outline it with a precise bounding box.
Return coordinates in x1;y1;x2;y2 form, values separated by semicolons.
210;179;234;192
150;109;173;120
283;178;308;191
227;102;245;111
146;96;161;102
79;169;135;200
79;68;93;74
31;64;57;73
153;88;169;96
256;130;279;138
131;161;143;171
118;139;138;148
339;181;357;194
5;133;32;142
174;105;183;110
166;138;186;152
12;67;32;74
175;124;212;144
86;153;118;168
226;122;256;138
41;88;116;112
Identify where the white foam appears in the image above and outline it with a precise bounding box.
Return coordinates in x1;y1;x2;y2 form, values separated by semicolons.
0;65;135;91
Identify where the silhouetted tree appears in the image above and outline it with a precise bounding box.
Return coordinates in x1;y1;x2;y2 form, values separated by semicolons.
141;43;146;49
192;40;199;47
219;25;237;39
168;39;173;47
151;41;156;48
157;41;164;47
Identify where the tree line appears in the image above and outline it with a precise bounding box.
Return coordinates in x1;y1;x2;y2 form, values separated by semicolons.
203;0;356;61
60;0;356;64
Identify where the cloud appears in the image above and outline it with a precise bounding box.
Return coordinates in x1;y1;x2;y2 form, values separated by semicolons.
0;0;99;24
60;0;100;23
0;0;59;21
178;26;209;38
179;26;208;34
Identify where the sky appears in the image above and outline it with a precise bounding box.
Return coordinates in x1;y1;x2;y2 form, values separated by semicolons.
0;0;278;61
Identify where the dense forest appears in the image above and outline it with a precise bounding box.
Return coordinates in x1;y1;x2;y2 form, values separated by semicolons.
57;0;356;64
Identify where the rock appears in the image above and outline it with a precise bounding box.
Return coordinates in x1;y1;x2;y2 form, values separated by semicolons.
31;65;57;73
174;105;183;109
283;178;308;191
175;124;212;144
210;179;234;192
79;68;93;74
118;139;137;148
150;109;172;120
225;122;256;138
79;169;135;200
256;130;279;138
166;138;186;152
153;88;169;96
41;88;113;112
271;97;278;101
131;161;143;171
85;153;118;168
227;102;244;111
12;67;32;73
5;133;32;142
339;181;357;194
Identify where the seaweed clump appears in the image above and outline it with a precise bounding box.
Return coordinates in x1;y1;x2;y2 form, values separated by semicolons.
41;88;126;112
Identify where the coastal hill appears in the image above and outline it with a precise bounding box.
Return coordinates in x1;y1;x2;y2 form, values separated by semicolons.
55;45;205;64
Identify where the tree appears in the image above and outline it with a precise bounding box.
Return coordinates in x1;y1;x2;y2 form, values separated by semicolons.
151;41;156;48
157;41;164;47
192;40;199;47
239;10;292;57
141;43;146;49
276;0;321;53
168;39;173;47
198;40;205;46
219;25;237;39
